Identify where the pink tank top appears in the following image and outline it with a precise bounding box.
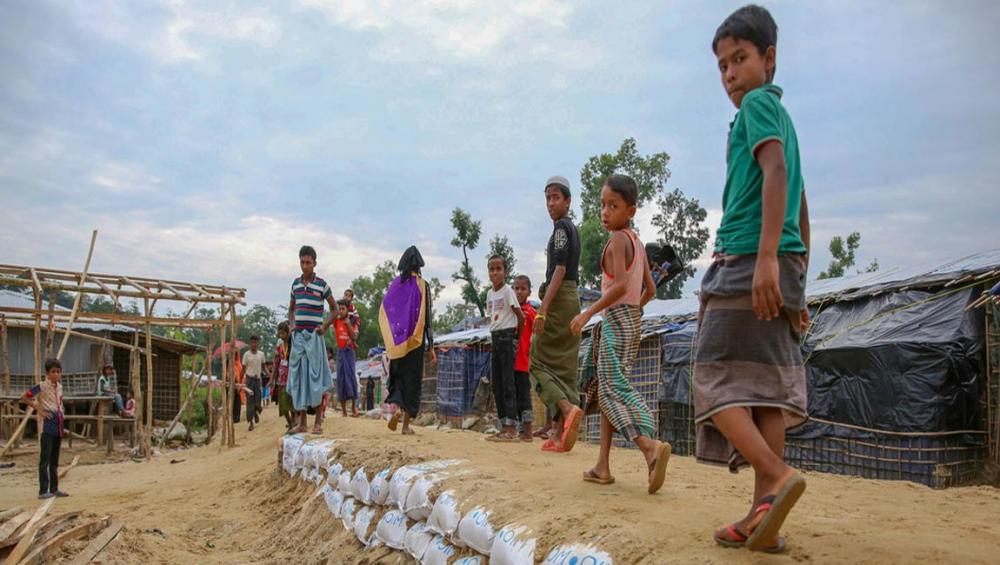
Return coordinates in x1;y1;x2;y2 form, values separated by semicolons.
600;229;646;307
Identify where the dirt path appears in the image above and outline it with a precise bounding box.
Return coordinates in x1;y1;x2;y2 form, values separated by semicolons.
1;411;998;563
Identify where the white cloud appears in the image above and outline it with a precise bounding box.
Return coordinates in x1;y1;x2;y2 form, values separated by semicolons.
89;162;162;193
67;1;282;64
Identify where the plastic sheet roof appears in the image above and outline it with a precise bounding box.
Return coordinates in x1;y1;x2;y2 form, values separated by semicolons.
433;249;1000;347
0;289;133;332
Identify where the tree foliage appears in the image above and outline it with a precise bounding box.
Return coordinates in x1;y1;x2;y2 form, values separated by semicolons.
450;207;486;316
818;231;876;279
348;260;397;355
486;234;517;283
577;138;671;287
651;188;710;299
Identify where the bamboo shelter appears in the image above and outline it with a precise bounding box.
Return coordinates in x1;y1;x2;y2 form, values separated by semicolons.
0;257;246;459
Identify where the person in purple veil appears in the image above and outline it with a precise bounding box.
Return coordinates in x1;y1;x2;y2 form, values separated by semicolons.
378;246;438;435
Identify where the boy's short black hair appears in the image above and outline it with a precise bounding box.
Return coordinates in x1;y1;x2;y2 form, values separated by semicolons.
299;245;317;260
344;288;354;297
712;5;778;68
249;335;259;341
336;298;348;307
326;346;334;355
44;358;61;373
605;174;639;206
488;254;507;270
514;274;532;288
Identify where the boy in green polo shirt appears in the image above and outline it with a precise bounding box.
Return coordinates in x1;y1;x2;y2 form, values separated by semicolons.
693;5;811;554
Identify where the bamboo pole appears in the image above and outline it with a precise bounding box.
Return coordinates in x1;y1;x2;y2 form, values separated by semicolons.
229;301;238;447
0;407;34;459
33;285;41;442
44;291;56;358
56;230;98;360
130;331;142;453
2;314;9;394
143;297;154;458
218;304;228;451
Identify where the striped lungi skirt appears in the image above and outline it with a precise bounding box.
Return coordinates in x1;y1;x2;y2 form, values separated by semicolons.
693;253;809;472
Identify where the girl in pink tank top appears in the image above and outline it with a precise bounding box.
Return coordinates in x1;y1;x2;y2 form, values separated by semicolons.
570;174;672;494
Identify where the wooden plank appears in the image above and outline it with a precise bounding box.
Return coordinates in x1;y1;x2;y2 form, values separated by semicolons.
0;507;23;524
0;511;30;541
66;521;121;565
158;280;192;302
2;315;9;395
19;516;110;565
143;298;154;458
1;511;81;551
58;455;81;480
0;407;35;460
3;497;55;564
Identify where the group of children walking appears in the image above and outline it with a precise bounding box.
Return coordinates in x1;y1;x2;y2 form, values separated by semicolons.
478;5;810;553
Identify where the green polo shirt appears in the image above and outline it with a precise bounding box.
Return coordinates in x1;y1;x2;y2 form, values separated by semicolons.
714;84;806;256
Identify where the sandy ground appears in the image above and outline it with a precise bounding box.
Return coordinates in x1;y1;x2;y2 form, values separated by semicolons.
2;409;999;564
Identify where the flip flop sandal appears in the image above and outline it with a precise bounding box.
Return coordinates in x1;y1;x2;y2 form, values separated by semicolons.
582;469;615;485
647;442;672;494
540;438;566;453
560;406;583;452
746;474;807;552
519;435;533;443
532;427;550;438
714;524;787;553
311;427;323;434
388;412;400;431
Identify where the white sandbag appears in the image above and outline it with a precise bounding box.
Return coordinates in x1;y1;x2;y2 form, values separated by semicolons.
387;460;463;508
296;443;312;471
324;486;345;517
326;462;344;486
453;558;483;565
368;467;392;505
544;544;613;565
421;535;459;565
490;526;536;565
313;466;326;486
282;435;305;475
426;491;461;538
455;507;495;554
354;505;378;546
351;467;372;503
374;509;409;550
403;475;441;521
405;521;434;559
311;440;335;468
338;470;354;498
340;497;357;531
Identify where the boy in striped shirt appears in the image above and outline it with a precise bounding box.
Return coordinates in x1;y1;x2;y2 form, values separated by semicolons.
287;245;337;434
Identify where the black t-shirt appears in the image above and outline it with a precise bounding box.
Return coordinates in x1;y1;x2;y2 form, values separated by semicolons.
545;216;580;283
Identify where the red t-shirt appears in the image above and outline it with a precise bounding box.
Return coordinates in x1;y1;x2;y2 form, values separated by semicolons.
333;318;358;350
515;302;536;372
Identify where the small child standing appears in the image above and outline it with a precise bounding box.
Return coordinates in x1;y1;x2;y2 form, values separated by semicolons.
20;358;69;499
512;274;536;441
485;255;525;442
274;322;294;432
333;299;361;417
570;174;671;495
697;5;810;553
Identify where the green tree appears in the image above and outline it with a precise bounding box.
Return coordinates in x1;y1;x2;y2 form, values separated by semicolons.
434;302;477;335
486;234;517;283
450;208;486;316
578;138;671;287
238;304;280;354
650;188;711;299
818;232;862;279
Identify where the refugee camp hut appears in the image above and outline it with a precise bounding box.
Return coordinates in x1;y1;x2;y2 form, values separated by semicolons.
0;263;245;457
431;328;492;424
652;249;1000;488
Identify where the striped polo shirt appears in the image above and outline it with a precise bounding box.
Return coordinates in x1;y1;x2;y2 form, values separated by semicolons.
290;275;332;331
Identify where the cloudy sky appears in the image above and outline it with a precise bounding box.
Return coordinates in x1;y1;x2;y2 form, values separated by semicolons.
1;0;997;312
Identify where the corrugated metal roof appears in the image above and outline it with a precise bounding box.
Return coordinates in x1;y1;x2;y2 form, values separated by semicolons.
0;289;133;332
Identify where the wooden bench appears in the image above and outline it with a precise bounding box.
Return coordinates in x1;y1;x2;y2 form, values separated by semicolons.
61;415;136;452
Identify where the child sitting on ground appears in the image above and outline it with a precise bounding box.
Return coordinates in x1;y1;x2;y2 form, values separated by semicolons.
485;255;525;442
570;174;671;495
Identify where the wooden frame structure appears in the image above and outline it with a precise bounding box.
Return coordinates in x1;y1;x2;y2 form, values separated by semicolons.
0;258;247;458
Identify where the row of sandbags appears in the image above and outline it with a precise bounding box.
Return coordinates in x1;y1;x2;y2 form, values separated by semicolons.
280;435;613;564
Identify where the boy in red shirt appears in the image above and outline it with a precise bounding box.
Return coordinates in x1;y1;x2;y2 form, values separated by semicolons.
513;275;536;441
333;299;361;417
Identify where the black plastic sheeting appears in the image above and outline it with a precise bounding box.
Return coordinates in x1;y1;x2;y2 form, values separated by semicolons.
657;285;987;438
